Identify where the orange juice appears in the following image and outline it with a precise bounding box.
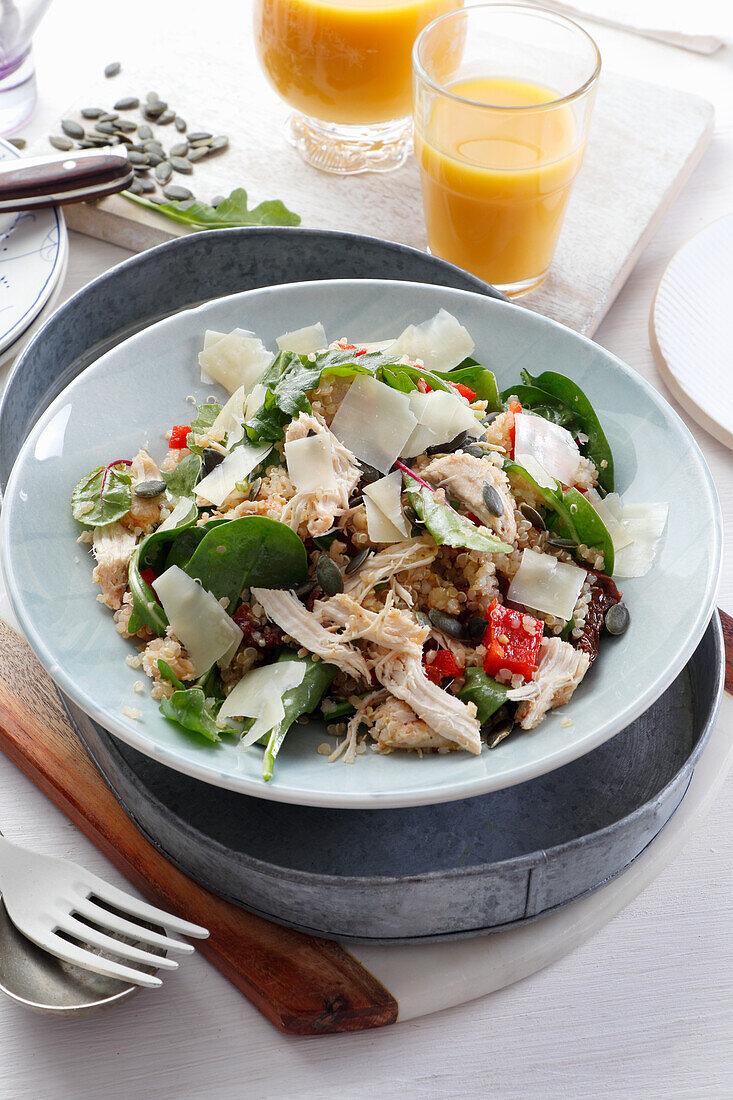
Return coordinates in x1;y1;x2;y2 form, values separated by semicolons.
255;0;462;125
415;77;586;289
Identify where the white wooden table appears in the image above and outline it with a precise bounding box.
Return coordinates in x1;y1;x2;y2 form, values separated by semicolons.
0;3;731;1097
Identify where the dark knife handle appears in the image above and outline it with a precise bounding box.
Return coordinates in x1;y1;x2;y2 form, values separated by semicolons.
0;148;133;211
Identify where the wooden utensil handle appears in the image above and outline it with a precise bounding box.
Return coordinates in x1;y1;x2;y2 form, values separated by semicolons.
0;620;397;1035
0;149;132;211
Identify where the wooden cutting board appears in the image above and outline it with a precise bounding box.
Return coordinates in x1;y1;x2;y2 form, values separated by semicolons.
38;49;713;336
0;612;730;1032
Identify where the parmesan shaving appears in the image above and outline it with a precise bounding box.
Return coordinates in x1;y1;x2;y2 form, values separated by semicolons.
329;374;416;473
152;566;242;676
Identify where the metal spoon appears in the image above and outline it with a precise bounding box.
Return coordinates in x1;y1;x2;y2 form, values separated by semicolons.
0;831;165;1016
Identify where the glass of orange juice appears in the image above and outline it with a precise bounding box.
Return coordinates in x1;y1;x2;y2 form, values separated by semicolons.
413;4;600;296
254;0;463;174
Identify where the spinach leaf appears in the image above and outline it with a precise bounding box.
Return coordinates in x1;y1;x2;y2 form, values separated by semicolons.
184;516;307;609
123;187;301;230
456;667;509;726
161;453;202;499
159;688;221;743
504;461;614;573
163;518;229;571
521;370;615;492
157;659;185;691
403;474;513;555
71;462;131;527
450;364;502;410
186;403;222;456
555;487;614;575
499;384;576;428
126;500;198;635
260;652;338;781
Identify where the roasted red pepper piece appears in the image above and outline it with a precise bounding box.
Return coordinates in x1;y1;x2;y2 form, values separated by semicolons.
140;567;157;587
169;424;191;449
424;648;463;684
417;376;433;394
450;381;477;402
482;598;543;682
507;400;522;454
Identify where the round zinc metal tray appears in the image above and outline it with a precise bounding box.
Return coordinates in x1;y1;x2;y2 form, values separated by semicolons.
63;616;722;943
0;229;722;943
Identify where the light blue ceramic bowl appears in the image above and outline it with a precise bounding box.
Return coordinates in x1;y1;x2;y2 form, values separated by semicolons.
1;280;722;808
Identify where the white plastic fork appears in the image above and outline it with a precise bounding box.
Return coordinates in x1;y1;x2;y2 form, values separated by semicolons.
0;834;209;989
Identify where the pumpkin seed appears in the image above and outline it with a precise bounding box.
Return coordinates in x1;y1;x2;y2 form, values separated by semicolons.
358;462;382;487
605;603;630;636
155;161;172;183
403;504;417;525
463;444;484;458
467;616;486;640
415;611;431;630
158;110;175;125
426;429;468;455
99;113;119;123
486;720;515;749
114;96;139;111
81;107;105;119
144;104;165;120
127;151;149;166
482;482;505;517
163;184;193;202
316;556;344;596
115;118;138;133
138;177;156;194
170;142;188;158
94;121;117;135
428;609;463;637
137;123;153;140
519;502;544;529
170;156;193;174
61;119;84;139
142;140;165;155
49;134;73;151
134;479;166;498
202;447;225;474
187;131;212;142
188;147;209;163
146;91;159;104
246;477;262;500
104;62;121;78
77;139;96;149
345;548;370;575
482;411;500;426
7;136;25;149
127;178;143;195
295;580;316;598
545;535;576;549
210;194;225;207
174;116;187;132
146;153;164;167
209;135;229;152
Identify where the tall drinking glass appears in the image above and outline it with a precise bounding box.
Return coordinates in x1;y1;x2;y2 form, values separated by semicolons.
413;4;600;296
255;0;463;174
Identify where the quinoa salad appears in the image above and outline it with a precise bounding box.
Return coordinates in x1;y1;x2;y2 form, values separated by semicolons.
71;310;667;781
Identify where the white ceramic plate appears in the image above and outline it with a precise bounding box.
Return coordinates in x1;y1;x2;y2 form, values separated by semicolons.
0;138;67;358
1;281;723;808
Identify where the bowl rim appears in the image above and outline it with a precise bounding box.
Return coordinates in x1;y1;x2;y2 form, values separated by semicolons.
1;278;723;808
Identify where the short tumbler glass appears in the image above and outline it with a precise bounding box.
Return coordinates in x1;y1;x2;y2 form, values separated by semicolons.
254;0;463;174
413;4;600;296
0;0;54;133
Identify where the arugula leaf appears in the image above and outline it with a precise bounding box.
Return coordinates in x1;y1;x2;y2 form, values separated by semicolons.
162;453;202;499
260;652;338;781
450;362;502;410
71;462;131;527
159;687;221;742
157;659;185;691
520;370;614;492
184;515;307;609
122;187;301;231
403;474;513;555
186;403;222;456
456;667;509;726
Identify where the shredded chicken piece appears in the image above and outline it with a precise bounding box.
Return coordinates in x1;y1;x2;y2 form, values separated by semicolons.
370;697;458;753
251;587;369;682
343;537;437;602
92;522;137;610
281;413;360;537
314;593;427;659
329;690;386;764
374;653;481;754
422;453;517;544
126;449;164;534
516;637;590;730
